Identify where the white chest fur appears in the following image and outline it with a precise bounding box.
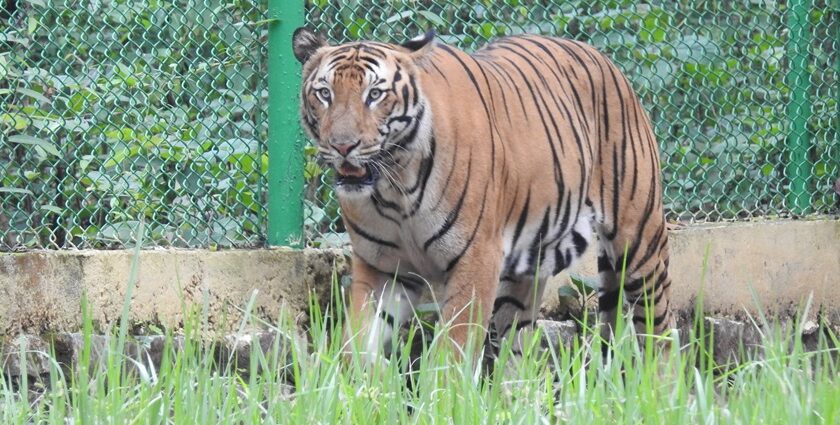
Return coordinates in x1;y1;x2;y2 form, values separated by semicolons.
340;188;452;283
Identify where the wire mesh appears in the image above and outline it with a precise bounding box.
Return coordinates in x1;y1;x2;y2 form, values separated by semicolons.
303;0;838;247
1;1;837;250
1;0;268;250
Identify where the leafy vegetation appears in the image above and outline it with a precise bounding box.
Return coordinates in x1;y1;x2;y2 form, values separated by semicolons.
1;0;268;249
2;1;837;249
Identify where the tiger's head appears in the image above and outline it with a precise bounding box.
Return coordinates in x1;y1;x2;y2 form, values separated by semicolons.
293;28;435;195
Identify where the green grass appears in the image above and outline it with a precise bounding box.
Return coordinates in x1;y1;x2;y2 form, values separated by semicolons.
2;275;839;424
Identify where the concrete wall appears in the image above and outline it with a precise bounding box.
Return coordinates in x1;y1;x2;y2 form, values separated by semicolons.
543;218;840;321
1;219;838;335
0;248;348;335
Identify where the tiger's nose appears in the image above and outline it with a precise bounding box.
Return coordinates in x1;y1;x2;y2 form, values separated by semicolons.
331;140;360;157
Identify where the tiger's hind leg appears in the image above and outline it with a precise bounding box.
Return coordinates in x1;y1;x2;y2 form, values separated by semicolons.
596;241;622;353
596;218;675;351
486;276;548;370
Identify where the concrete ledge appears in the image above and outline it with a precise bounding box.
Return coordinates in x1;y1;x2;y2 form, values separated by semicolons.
0;248;348;335
544;218;840;321
1;219;838;335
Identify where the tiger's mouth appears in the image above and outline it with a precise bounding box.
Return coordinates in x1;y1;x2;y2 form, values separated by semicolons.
335;162;380;187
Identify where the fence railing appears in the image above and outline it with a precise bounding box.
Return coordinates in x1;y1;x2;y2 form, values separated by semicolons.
1;0;837;251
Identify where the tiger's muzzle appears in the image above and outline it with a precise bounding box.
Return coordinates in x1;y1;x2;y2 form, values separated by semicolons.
334;160;381;188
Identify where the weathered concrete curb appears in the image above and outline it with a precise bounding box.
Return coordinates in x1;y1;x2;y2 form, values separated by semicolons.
0;219;838;336
543;218;840;321
0;248;348;336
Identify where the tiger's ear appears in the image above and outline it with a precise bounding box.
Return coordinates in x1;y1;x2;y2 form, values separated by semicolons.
292;27;328;64
401;29;436;61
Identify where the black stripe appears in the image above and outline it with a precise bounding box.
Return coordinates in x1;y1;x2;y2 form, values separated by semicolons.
597;254;614;272
629;271;668;304
494;43;584;159
327;55;350;67
359;45;387;58
510;188;531;249
475;58;514;125
408;74;420;107
396;274;425;293
501;319;534;337
598;289;620;312
632;310;668;327
379;311;396;328
385;106;425;152
358;55;380;66
653;279;671;304
369;196;401;225
551;244;567;275
622;271;653;293
572;231;588;255
371;188;402;215
331;46;355;56
629;224;665;276
424;158;471;250
557;190;571;234
400;85;410;114
493;296;526;314
544;38;602;134
407;135;435;216
345;219;399;249
426;59;450;85
627;103;641;200
444;178;489;273
621;175;659;274
432;140;458;210
404;136;436;195
608;146;621;241
527;208;551;268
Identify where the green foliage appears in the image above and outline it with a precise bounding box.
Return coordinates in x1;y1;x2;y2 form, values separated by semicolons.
1;0;268;249
1;1;836;249
558;273;599;306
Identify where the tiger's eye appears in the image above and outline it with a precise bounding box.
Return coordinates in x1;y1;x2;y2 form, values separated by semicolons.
317;88;331;100
367;88;382;102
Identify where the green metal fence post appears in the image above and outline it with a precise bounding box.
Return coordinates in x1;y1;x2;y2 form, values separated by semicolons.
784;0;813;214
266;0;305;247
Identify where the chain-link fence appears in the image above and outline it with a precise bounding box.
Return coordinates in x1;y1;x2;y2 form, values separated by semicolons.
1;0;269;249
2;1;838;251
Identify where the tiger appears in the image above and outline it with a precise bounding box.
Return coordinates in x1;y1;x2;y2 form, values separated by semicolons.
292;27;675;362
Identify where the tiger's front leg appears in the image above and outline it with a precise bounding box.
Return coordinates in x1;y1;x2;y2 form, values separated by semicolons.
439;244;502;361
345;255;422;364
